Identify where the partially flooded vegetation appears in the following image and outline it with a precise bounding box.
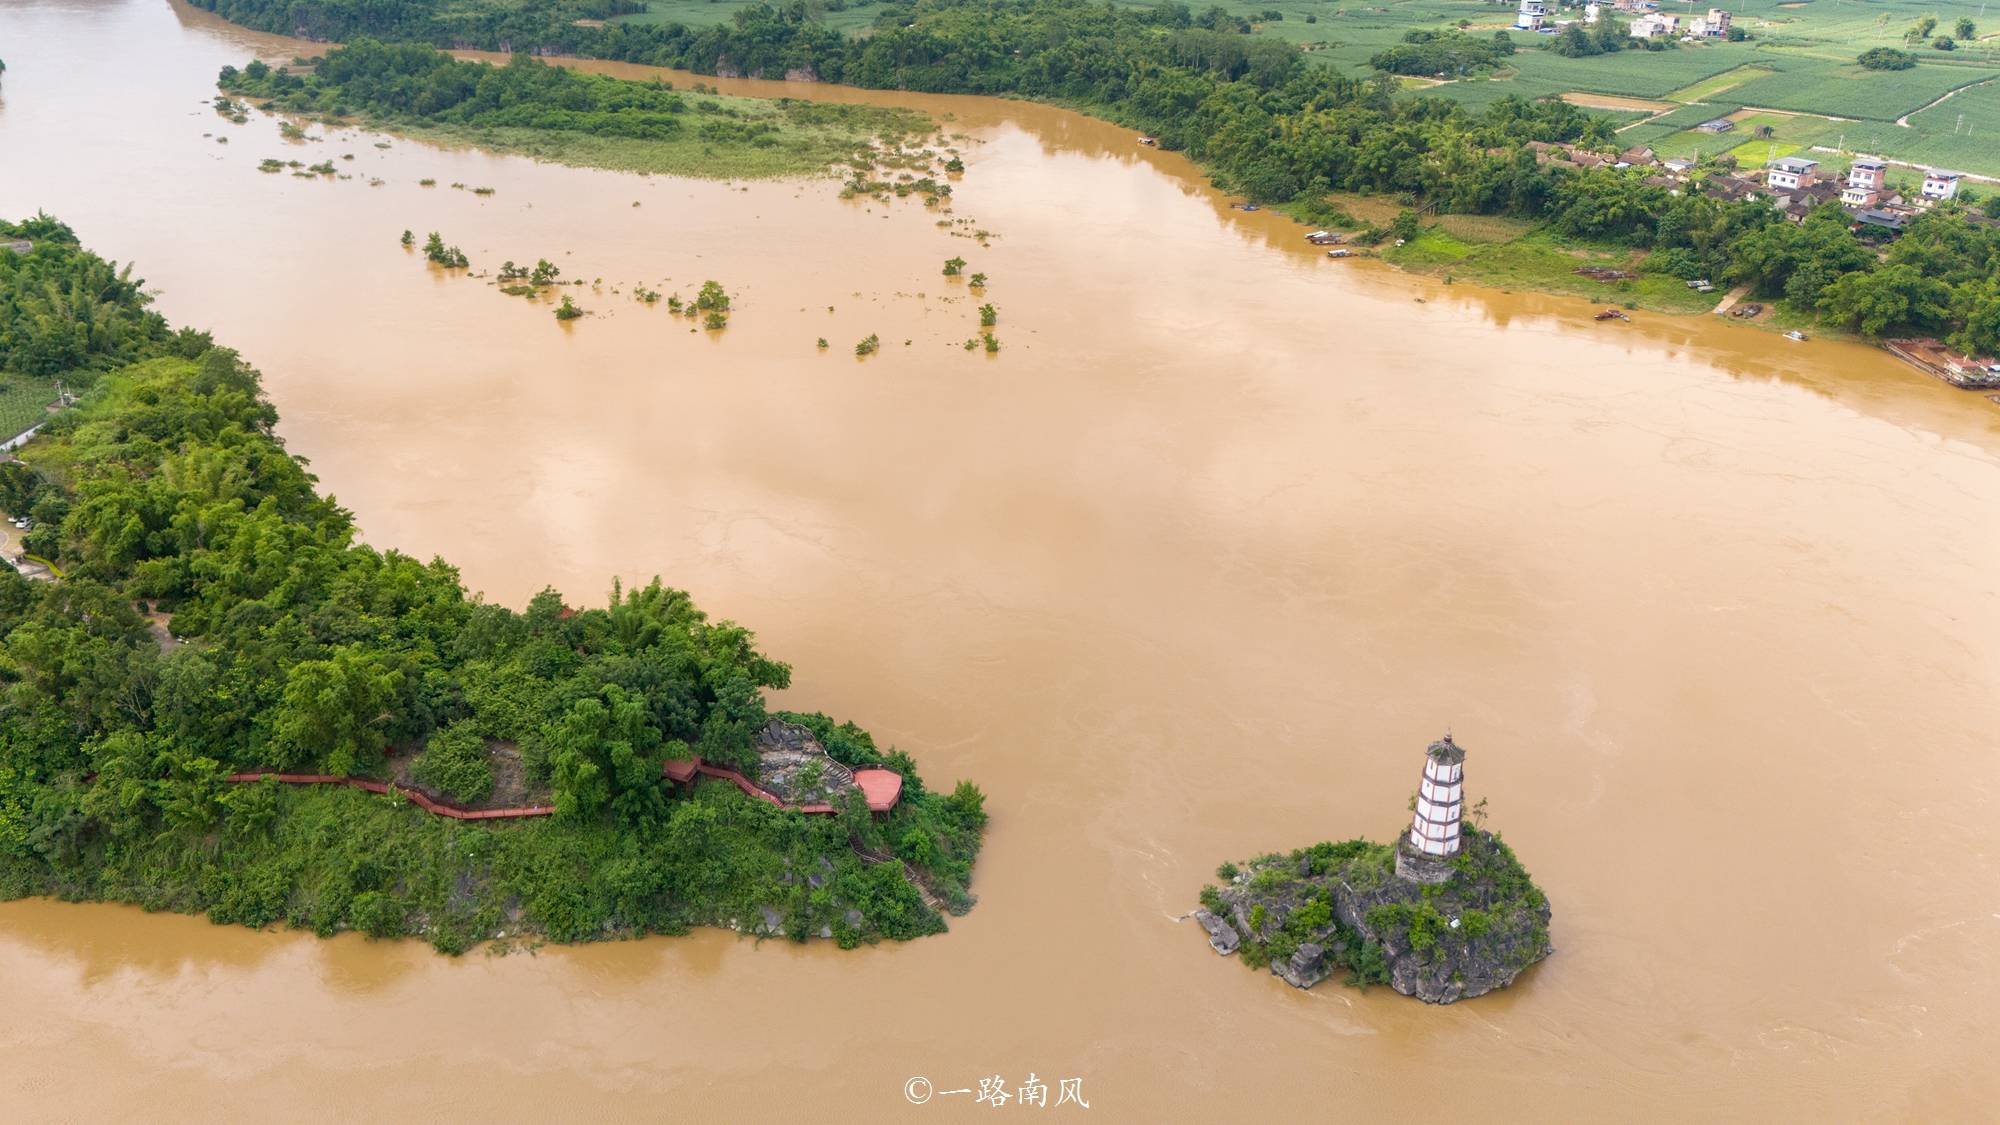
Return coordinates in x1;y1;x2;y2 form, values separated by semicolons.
218;41;934;181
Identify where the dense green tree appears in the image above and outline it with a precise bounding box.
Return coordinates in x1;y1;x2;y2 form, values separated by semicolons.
271;646;403;774
547;685;666;822
1817;264;1952;336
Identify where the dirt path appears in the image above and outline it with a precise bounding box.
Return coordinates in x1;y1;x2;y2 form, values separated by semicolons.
1562;91;1675;114
1613;103;1683;135
1897;77;1995;127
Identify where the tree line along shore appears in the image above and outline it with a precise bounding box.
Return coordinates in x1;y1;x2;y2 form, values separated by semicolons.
184;0;2000;363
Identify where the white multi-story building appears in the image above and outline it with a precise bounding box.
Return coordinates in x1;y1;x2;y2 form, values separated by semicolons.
1922;169;1962;201
1766;156;1819;192
1631;13;1679;37
1688;8;1732;37
1515;0;1549;31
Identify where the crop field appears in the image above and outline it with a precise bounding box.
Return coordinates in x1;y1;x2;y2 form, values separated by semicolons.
1617;100;1742;147
1319;0;2000;177
1666;64;1774;102
1904;74;2000;134
1723;59;1997;120
1504;42;1766;97
0;380;57;445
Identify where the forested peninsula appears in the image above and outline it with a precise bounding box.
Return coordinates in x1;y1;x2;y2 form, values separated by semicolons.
190;0;2000;356
0;216;986;951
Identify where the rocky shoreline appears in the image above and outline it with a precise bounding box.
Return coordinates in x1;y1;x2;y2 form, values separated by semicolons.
1195;828;1551;1004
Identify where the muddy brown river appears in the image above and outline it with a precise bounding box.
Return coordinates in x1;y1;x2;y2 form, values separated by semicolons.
3;1;1999;1119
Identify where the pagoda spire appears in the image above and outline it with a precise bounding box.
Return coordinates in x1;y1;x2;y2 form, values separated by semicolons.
1395;734;1467;884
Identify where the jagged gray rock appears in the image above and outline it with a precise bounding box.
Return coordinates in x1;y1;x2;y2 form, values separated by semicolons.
1276;942;1329;989
1196;827;1552;1004
1195;909;1241;955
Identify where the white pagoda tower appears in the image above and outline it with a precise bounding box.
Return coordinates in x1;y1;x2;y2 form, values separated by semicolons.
1395;734;1467;884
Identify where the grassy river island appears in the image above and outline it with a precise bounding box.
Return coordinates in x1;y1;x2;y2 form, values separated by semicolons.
0;217;987;952
217;40;935;181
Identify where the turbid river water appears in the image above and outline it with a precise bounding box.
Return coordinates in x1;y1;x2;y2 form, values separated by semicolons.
3;1;1999;1119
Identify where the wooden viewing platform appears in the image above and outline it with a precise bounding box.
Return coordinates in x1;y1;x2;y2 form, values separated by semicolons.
663;754;903;814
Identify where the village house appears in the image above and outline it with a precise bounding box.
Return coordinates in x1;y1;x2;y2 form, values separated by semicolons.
1921;169;1961;202
1841;158;1883;206
1613;0;1660;11
1765;156;1819;192
1686;8;1732;38
1846;156;1885;192
1523;140;1617;169
1630;12;1678;37
1841;184;1884;208
1851;208;1909;233
1704;173;1764;204
1694;116;1734;134
1514;0;1549;31
1771;180;1842;222
1662;157;1697;175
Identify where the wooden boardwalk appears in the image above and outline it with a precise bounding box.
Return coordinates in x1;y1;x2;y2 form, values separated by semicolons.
224;772;557;819
225;757;902;822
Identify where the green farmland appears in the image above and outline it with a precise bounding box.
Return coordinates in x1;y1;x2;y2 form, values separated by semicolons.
595;0;2000;175
0;379;57;444
1207;0;2000;177
1723;59;1994;120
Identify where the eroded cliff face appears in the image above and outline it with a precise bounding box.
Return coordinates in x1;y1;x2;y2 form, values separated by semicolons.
1195;829;1551;1004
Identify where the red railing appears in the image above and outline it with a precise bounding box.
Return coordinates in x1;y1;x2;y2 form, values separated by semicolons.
223;772;556;819
224;758;900;822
